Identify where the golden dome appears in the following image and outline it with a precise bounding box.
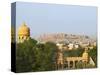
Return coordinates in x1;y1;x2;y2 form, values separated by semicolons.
18;22;30;36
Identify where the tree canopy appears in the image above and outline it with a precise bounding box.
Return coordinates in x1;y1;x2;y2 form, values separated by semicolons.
16;38;58;72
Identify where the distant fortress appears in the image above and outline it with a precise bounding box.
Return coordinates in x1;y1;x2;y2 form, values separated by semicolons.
36;33;96;45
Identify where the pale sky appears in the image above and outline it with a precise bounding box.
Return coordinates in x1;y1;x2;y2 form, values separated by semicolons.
13;2;97;37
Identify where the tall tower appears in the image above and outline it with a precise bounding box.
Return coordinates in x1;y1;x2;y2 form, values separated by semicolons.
18;22;30;43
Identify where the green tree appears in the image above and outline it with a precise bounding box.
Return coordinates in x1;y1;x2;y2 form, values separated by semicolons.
89;46;97;67
16;39;58;72
32;42;58;71
44;42;58;70
16;38;37;72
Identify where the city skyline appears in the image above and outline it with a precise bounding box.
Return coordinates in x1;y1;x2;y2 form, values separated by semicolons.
15;2;97;37
11;2;97;72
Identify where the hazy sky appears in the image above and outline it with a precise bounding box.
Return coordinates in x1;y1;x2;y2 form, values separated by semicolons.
15;2;97;37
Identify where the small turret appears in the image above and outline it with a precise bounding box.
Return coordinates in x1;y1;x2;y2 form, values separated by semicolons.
82;47;89;63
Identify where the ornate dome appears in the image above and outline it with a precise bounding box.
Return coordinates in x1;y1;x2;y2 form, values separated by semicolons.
18;22;30;36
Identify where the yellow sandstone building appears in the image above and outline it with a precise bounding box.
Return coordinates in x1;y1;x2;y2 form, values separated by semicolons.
18;22;30;43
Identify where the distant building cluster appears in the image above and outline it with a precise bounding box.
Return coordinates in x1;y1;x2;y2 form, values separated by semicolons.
56;43;79;50
37;33;96;49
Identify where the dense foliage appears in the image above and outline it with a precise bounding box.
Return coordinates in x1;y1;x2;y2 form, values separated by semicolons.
89;46;97;67
16;38;58;72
